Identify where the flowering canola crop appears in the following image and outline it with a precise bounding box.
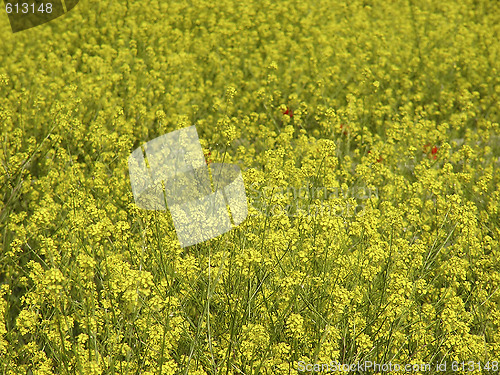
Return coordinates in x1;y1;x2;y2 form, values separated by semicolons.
1;0;499;373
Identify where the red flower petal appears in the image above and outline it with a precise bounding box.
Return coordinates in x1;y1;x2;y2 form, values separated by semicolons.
282;107;293;117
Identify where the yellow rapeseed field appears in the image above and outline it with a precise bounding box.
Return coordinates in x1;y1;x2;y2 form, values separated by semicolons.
1;0;499;373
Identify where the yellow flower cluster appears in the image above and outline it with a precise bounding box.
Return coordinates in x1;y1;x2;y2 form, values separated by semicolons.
1;0;499;373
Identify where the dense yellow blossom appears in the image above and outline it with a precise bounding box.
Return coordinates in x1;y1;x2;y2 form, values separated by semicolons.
1;0;500;373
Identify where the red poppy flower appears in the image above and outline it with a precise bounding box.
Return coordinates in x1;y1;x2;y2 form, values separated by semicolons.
431;146;438;159
423;143;438;159
282;107;293;117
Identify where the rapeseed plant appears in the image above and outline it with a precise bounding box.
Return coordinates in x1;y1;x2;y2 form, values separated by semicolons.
1;0;500;373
